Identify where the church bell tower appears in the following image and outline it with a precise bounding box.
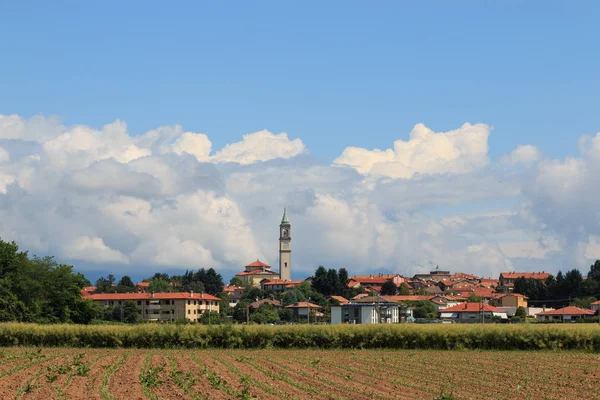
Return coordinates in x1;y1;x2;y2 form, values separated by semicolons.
279;208;291;281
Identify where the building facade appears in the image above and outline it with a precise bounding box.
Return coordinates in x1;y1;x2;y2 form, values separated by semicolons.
82;292;220;322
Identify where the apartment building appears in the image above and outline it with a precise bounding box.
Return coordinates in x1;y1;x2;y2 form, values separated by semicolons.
83;291;220;322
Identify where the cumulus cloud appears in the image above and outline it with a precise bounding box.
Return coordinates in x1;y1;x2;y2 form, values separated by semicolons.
501;144;542;166
334;123;490;179
212;130;305;164
0;113;598;279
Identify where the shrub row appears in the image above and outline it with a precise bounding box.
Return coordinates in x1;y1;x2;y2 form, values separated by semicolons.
1;323;599;351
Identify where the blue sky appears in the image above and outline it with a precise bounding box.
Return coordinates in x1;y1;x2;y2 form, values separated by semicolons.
2;2;599;161
2;2;600;282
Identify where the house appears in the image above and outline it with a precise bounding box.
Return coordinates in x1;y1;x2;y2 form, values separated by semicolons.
235;260;280;287
535;306;596;322
382;295;434;302
285;302;321;320
249;298;282;310
492;293;528;308
438;303;508;321
135;282;150;292
413;269;451;282
498;272;550;292
82;291;220;322
223;285;245;308
330;296;399;324
428;295;464;310
479;278;499;288
328;295;350;305
260;279;304;293
591;300;600;312
450;272;479;281
348;274;405;289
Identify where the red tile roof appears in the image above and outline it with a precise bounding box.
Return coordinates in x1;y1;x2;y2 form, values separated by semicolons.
349;274;401;284
246;260;270;268
536;306;595;316
236;270;279;276
473;288;497;298
591;300;600;305
223;285;244;292
135;282;150;287
382;295;434;302
84;292;220;301
351;293;369;300
441;303;502;313
329;296;350;305
262;279;303;286
285;302;321;309
450;272;479;280
500;272;550;280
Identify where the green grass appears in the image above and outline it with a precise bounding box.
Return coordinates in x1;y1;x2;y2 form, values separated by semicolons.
0;323;599;350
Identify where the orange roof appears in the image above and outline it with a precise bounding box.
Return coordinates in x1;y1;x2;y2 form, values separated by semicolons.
82;286;96;292
536;306;595;316
236;270;278;276
135;282;150;287
349;275;399;284
499;272;550;280
473;288;497;298
223;285;244;293
246;260;270;268
497;293;528;299
592;300;600;305
351;293;369;300
262;279;303;286
441;303;502;313
86;292;220;301
285;302;321;309
450;272;479;280
383;295;434;302
329;296;350;305
347;280;360;288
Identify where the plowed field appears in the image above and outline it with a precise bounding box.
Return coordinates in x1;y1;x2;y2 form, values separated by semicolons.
1;348;599;400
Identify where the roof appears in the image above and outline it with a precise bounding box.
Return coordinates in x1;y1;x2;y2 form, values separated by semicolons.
236;270;278;276
135;282;150;287
328;296;350;305
82;286;96;292
249;299;282;309
382;295;434;302
245;259;271;268
352;296;397;304
349;274;401;284
347;280;360;288
472;288;497;298
84;292;221;301
285;302;321;309
450;272;479;280
591;300;600;305
281;208;289;223
497;293;528;299
223;285;244;293
351;293;369;300
441;303;502;313
499;272;550;280
536;306;596;316
262;279;303;286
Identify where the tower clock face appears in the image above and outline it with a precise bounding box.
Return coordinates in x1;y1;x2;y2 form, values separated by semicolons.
282;229;289;237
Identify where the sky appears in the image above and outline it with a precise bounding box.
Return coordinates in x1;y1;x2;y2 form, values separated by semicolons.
1;2;600;283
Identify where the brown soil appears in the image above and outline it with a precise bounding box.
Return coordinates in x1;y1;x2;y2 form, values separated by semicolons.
62;352;118;400
106;351;146;400
145;353;191;400
0;354;70;400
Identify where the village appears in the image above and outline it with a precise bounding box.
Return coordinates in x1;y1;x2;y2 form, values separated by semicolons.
80;210;600;325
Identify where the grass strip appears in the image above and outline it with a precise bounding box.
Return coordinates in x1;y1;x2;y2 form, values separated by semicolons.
100;353;128;400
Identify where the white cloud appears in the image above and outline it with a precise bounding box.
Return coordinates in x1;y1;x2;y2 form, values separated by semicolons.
334;123;490;179
501;144;542;166
212;130;305;164
64;236;129;264
1;114;599;279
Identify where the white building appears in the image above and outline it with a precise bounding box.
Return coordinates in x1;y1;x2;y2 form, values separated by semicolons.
331;296;399;324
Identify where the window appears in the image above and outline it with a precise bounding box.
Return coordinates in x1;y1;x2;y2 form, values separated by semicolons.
187;300;190;305
187;310;191;315
137;301;141;306
118;301;122;305
146;301;149;305
193;310;196;314
194;300;197;305
171;300;175;305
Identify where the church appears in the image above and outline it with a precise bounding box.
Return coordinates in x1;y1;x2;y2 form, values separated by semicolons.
234;209;292;287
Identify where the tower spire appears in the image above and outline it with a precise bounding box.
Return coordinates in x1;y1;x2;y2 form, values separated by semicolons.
281;207;289;223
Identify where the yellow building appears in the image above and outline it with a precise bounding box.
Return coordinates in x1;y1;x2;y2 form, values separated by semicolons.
494;293;528;308
235;260;280;287
83;292;220;322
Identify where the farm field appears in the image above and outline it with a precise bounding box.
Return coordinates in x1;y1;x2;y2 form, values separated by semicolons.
0;348;599;400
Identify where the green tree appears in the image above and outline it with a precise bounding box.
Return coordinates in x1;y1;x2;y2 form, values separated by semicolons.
398;282;410;295
570;296;598;309
229;277;243;286
380;280;398;295
467;293;482;303
515;306;527;319
199;310;221;324
278;308;293;322
95;275;116;293
232;300;250;323
148;278;171;293
218;293;231;316
251;303;280;324
118;275;134;287
413;301;437;319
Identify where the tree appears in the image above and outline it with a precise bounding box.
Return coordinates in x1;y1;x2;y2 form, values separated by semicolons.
571;296;598;309
229;277;243;286
311;266;328;296
380;280;398;296
218;293;231;316
467;293;482;303
148;278;171;293
251;303;280;324
278;308;293;322
515;306;527;319
95;275;116;293
110;300;140;323
413;301;436;319
118;276;134;287
199;310;221;324
398;283;410;295
232;300;250;323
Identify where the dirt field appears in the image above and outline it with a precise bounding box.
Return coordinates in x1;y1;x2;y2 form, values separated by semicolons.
1;348;599;400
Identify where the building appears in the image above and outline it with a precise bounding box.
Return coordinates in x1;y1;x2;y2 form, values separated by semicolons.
328;295;350;305
223;285;245;308
83;292;220;322
591;300;600;312
492;293;528;308
535;306;596;322
285;302;321;320
438;303;508;321
235;260;280;287
348;274;405;289
249;298;282;310
498;272;550;292
261;279;304;293
279;208;292;281
330;296;399;324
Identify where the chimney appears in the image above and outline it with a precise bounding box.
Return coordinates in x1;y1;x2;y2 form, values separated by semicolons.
151;292;154;298
190;290;194;298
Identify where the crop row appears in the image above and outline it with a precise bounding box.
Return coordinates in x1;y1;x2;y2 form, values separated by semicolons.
1;323;600;350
